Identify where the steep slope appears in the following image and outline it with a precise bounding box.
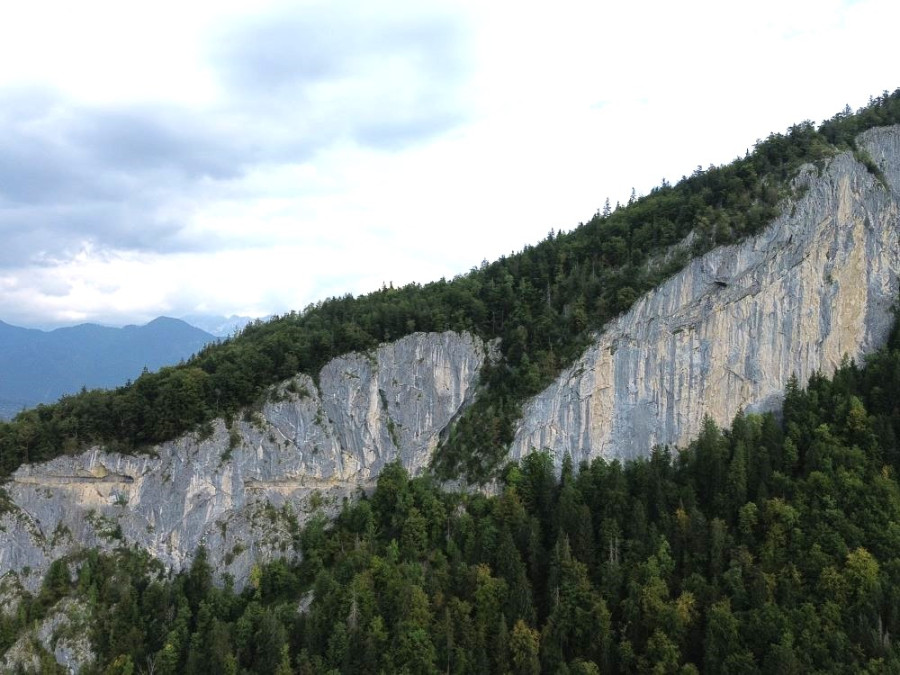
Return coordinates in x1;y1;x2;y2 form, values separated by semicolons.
2;128;899;593
5;98;900;672
0;332;485;590
3;91;899;483
511;126;900;464
0;317;215;418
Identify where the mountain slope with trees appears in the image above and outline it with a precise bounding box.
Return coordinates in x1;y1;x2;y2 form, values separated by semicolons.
1;90;898;483
7;304;900;673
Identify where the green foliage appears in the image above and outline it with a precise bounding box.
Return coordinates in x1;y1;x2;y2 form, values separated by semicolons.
0;486;14;515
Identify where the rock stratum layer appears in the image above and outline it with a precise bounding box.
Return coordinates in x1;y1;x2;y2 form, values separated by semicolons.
510;126;900;465
0;332;486;590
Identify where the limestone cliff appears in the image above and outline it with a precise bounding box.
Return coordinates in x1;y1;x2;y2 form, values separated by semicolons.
3;126;900;599
509;126;900;466
0;331;485;590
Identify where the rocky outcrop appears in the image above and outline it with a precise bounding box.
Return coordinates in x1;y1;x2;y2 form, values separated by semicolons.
0;597;95;674
510;126;900;466
0;331;485;591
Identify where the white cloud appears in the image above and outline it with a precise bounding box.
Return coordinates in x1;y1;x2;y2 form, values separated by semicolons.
0;0;896;327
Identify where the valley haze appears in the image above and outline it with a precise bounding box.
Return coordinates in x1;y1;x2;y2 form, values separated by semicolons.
0;317;216;420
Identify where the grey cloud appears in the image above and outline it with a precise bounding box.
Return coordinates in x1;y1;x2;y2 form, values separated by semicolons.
0;2;473;272
210;0;471;151
0;144;94;204
356;111;465;151
215;2;466;90
0;100;99;205
34;276;72;298
69;107;250;180
0;89;234;206
0;200;188;267
0;89;260;266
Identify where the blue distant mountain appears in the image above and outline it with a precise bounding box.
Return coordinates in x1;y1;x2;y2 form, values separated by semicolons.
0;317;216;419
179;313;258;337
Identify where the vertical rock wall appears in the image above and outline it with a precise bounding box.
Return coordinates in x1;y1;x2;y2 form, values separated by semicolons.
510;126;900;466
0;331;485;589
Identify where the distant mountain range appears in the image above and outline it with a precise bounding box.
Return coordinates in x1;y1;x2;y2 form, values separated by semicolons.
178;313;259;338
0;317;216;419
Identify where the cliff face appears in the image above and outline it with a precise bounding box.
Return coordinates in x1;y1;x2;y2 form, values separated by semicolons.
3;127;900;594
0;331;485;590
509;126;900;466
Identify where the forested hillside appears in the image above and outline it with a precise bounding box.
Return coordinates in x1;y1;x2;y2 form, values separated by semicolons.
0;90;898;482
7;298;900;673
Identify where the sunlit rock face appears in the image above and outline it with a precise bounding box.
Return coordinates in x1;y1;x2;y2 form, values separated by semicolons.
510;126;900;467
0;331;486;590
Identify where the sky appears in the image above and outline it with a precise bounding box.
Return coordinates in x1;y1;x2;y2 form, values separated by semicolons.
0;0;897;329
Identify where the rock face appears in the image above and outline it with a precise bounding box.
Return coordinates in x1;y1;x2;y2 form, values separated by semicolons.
0;597;95;674
509;126;900;466
0;331;485;591
3;126;900;608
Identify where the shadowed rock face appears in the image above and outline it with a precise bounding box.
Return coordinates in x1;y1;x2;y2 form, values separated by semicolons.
510;126;900;467
0;331;486;590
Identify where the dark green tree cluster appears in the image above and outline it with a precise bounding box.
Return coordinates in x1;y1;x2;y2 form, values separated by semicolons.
820;90;900;148
1;90;899;483
11;312;900;673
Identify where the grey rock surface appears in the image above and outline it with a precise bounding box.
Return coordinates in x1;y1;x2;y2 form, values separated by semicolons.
0;331;486;591
510;126;900;467
0;597;94;674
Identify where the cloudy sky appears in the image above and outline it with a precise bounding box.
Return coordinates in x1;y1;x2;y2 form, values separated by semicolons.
0;0;896;328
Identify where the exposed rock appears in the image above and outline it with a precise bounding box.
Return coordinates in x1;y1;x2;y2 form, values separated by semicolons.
0;597;94;674
509;126;900;466
0;331;486;591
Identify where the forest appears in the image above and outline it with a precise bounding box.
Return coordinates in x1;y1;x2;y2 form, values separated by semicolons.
0;90;899;483
6;297;900;673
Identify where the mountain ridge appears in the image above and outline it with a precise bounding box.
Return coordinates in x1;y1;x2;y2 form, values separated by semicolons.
511;125;900;465
0;317;216;420
178;313;259;338
1;124;898;595
2;92;900;673
0;90;899;481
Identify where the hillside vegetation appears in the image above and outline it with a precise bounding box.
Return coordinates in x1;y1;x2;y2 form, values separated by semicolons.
1;89;899;482
8;300;900;673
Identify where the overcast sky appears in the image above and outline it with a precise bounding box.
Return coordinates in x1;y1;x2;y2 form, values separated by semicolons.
0;0;897;328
